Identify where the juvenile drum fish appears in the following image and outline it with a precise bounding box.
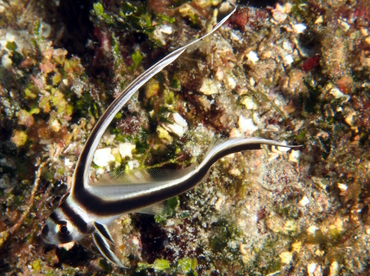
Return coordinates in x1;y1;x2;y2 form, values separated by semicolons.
41;5;298;267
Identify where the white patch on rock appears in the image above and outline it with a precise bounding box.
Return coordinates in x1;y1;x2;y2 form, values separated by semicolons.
64;158;74;169
1;54;12;68
307;225;319;236
51;119;61;132
225;73;237;90
214;194;224;211
238;116;258;134
119;143;135;159
173;112;187;128
93;148;115;167
282;40;293;53
199;78;219;95
162;112;188;137
241;97;258;110
284;54;294;66
292;23;307;34
308;263;322;276
159;25;172;34
246;51;259;64
337;183;348;191
330;261;340;276
279;251;293;264
230;30;243;43
127;160;140;170
102;131;116;145
5;32;15;42
289;149;301;163
215;67;224;80
339;19;350;32
330;87;351;102
229;128;242;138
153;24;173;45
40;21;52;38
299;196;310;206
344;111;356;126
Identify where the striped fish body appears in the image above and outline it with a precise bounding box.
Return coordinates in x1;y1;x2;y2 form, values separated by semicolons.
41;5;300;267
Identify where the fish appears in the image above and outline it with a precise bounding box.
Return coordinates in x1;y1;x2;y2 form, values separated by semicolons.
41;4;299;267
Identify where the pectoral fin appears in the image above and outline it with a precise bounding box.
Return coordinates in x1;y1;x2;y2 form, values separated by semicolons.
92;221;125;267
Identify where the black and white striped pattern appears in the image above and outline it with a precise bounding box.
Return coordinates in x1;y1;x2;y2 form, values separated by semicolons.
41;4;300;267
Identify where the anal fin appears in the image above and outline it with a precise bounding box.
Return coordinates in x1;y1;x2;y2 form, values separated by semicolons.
92;221;125;267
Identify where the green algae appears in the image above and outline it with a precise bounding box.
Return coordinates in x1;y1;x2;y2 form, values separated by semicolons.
210;218;242;252
153;259;170;271
31;259;41;272
5;41;17;51
93;2;104;17
178;258;198;275
301;78;322;114
137;258;170;272
132;50;144;70
137;257;198;275
154;196;179;224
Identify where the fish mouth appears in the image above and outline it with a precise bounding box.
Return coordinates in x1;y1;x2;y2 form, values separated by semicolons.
42;236;50;244
41;234;51;244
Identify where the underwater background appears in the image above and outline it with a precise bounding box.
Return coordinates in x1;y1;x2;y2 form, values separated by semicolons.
0;0;370;275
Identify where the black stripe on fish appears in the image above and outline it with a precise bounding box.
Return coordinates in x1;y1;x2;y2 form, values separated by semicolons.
49;212;60;224
60;201;89;234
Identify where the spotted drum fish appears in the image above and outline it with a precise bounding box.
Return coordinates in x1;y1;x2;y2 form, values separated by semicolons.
41;5;298;267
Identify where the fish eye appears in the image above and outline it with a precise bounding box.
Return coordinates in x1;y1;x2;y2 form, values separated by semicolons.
58;221;69;235
60;225;68;234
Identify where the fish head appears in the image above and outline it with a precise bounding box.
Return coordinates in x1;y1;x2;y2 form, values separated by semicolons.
41;205;85;245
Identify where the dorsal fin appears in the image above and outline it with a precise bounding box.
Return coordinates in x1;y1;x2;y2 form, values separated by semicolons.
71;4;237;196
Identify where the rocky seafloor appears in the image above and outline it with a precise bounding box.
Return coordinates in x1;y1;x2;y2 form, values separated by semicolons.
0;0;369;275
